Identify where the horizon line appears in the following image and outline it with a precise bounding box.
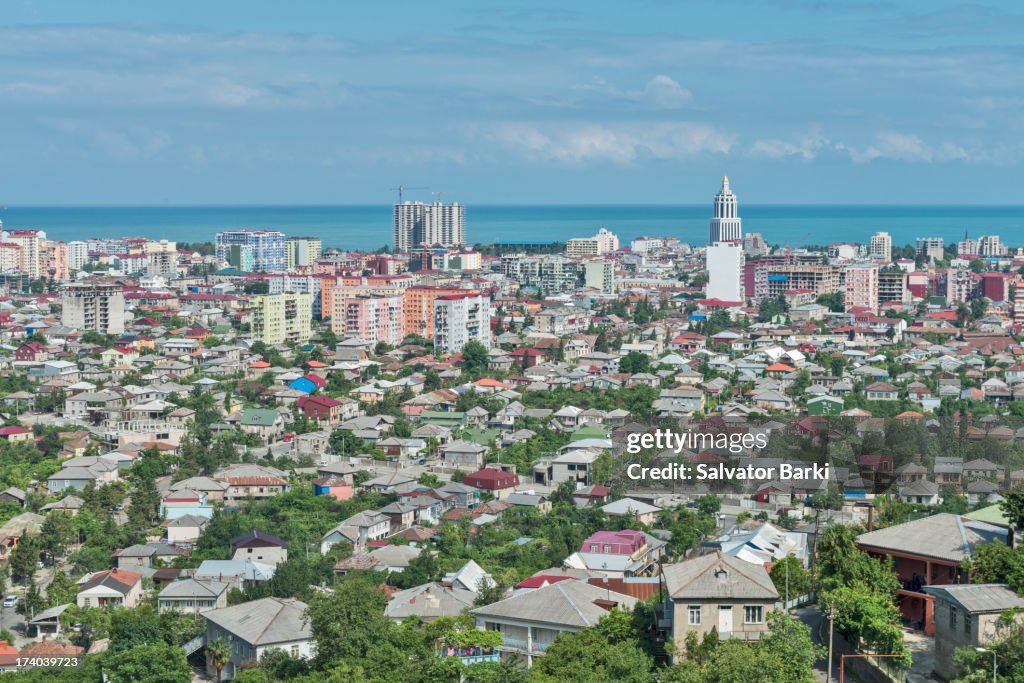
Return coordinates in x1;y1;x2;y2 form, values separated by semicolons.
5;202;1024;209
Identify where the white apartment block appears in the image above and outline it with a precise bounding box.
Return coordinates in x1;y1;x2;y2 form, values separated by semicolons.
869;232;892;262
145;240;178;278
434;293;491;355
69;241;89;272
393;202;465;252
916;237;944;262
706;242;745;303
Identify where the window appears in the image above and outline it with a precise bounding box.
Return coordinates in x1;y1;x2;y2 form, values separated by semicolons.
291;645;300;657
590;544;598;552
949;607;957;629
964;614;971;635
688;605;701;625
744;606;763;624
603;545;611;553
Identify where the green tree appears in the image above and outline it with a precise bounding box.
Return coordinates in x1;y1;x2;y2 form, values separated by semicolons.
461;340;489;373
41;512;76;559
769;556;811;601
528;623;653;683
104;642;191;683
206;637;234;683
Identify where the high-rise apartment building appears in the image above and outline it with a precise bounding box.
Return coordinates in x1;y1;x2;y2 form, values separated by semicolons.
764;264;840;301
268;274;325;319
404;286;467;339
567;228;620;257
869;232;892;262
41;240;69;281
434;293;491;355
145;240;178;278
251;292;312;345
0;243;21;274
844;263;879;311
978;235;1006;258
4;230;44;278
499;255;582;294
583;259;615;294
285;237;322;270
946;269;977;303
706;242;745;302
393;202;465;252
878;270;909;305
332;294;405;346
61;282;125;334
68;241;89;272
708;176;742;244
915;237;944;262
216;230;286;272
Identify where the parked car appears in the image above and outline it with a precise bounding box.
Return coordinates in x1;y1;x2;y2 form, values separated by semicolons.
3;596;18;608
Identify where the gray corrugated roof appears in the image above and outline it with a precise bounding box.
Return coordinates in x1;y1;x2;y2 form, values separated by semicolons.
662;552;779;601
470;581;638;628
856;513;1007;563
159;578;230;599
923;584;1024;614
203;597;310;645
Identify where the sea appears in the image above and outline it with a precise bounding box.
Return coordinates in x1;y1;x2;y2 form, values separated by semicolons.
2;204;1023;252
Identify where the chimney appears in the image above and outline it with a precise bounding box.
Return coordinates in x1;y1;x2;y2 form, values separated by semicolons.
867;504;874;531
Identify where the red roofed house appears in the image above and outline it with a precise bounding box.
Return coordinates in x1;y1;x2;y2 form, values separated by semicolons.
297;395;346;426
76;568;143;608
14;342;49;363
0;641;18;671
462;467;520;500
0;426;33;443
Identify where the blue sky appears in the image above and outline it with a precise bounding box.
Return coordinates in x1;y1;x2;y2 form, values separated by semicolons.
2;0;1024;204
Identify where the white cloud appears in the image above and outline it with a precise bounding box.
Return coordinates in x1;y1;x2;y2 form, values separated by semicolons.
643;75;693;109
839;132;969;163
750;127;830;160
489;121;733;164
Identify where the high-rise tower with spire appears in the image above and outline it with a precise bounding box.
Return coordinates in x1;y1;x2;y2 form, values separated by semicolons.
708;175;743;244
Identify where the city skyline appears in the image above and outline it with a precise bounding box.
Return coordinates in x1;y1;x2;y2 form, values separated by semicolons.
3;1;1024;205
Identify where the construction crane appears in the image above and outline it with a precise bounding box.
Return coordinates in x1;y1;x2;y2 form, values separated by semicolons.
784;232;813;267
389;185;429;204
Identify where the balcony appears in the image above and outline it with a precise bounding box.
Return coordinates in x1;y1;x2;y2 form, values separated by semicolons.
438;647;501;665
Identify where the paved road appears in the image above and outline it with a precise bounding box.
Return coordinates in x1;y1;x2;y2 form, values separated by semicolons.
795;605;831;683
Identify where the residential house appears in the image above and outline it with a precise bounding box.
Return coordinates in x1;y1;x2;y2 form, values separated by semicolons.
864;381;900;401
76;568;143;608
441;440;489;469
856;514;1009;635
922;584;1024;681
660;552;780;659
600;498;661;525
230;531;288;566
320;510;390;553
157;579;231;614
214;464;290;505
238;408;285;441
564;530;666;579
164;514;209;544
471;581;638;666
201;597;313;680
385;582;477;623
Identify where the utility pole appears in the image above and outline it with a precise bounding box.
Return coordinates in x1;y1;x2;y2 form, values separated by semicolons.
826;606;836;683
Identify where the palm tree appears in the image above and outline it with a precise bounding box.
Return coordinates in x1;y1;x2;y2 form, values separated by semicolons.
206;638;233;683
